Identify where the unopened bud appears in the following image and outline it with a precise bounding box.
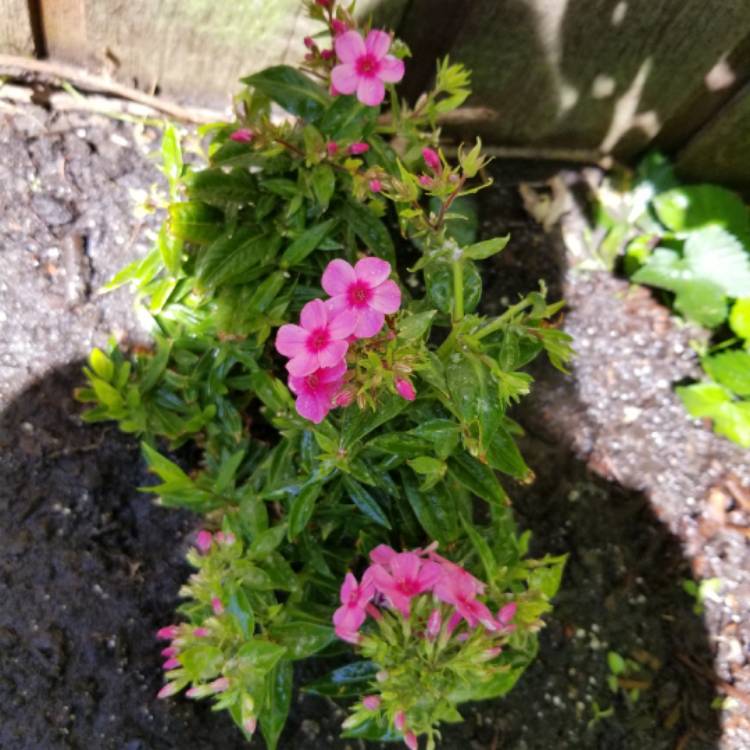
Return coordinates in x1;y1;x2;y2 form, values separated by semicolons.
394;710;406;732
230;129;254;144
157;682;178;699
405;730;419;750
422;147;441;172
156;625;179;641
196;530;213;552
163;657;180;670
362;695;381;711
395;378;416;402
427;609;441;638
211;597;224;615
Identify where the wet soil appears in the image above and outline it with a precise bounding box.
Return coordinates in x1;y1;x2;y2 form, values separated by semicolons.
1;107;749;749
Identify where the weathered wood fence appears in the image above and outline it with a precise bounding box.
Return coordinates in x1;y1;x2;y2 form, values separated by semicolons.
2;0;750;187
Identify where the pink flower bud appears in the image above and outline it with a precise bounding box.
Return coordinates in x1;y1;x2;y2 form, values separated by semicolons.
427;609;441;638
244;717;257;735
446;611;462;635
316;0;331;6
163;657;181;670
348;142;369;155
484;646;503;659
362;695;381;711
211;597;224;615
365;603;382;620
230;129;254;143
157;682;178;699
321;48;334;60
405;730;419;750
333;388;354;407
418;174;432;188
422;147;441;172
210;677;230;693
369;179;382;193
497;602;517;625
160;646;178;658
394;710;406;732
156;625;179;641
303;36;315;49
193;627;209;638
395;379;416;401
326;141;339;156
331;19;348;35
195;530;213;553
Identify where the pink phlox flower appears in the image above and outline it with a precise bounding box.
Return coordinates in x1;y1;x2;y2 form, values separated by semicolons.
288;359;346;424
276;298;356;376
322;257;401;338
433;563;496;630
230;128;254;143
331;30;405;107
395;378;415;401
333;571;375;641
369;543;398;565
369;178;382;193
370;552;442;617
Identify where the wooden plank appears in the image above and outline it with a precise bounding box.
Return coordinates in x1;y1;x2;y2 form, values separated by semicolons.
37;0;319;105
0;0;35;55
398;0;750;159
39;0;88;63
677;83;750;189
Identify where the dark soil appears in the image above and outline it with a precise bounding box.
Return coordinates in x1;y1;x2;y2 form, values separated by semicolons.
1;106;748;750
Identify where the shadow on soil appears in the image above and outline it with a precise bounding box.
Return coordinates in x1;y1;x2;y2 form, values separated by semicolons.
0;165;722;750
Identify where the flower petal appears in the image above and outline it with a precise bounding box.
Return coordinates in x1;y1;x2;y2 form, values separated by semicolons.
369;544;397;565
275;324;308;357
391;552;421;583
357;76;385;107
322;258;356;296
295;392;329;424
340;572;358;603
365;29;391;59
331;63;359;95
328;309;358;339
370;279;401;313
318;339;348;368
378;54;405;83
286;350;319;377
319;359;347;383
300;298;328;330
287;374;305;396
354;256;391;286
354;307;384;338
335;30;366;63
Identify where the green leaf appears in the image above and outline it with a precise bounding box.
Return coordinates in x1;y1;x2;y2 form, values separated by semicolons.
730;299;750;340
341;716;402;741
178;644;223;679
89;348;114;381
608;651;626;675
673;279;727;327
260;661;293;750
459;515;497;582
342;393;408;447
683;227;750;299
248;524;287;559
703;350;750;396
677;382;732;418
311;164;336;212
268;622;335;660
140;442;193;488
188;168;257;207
401;471;458;544
486;424;529;478
425;260;482;314
243;65;330;120
288;482;323;539
339;199;395;264
432;195;478;245
342;476;391;528
464;235;510;260
281;218;338;266
168;202;223;245
304;660;378;699
398;310;436;341
319;96;375;141
198;228;280;288
157;224;183;276
653;185;750;240
237;639;287;672
448;452;506;506
227;589;255;638
161;124;183;199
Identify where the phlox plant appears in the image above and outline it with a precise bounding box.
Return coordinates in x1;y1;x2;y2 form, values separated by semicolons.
77;1;572;747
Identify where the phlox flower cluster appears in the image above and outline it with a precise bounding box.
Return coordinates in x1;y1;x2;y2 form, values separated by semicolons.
333;544;516;643
275;257;402;423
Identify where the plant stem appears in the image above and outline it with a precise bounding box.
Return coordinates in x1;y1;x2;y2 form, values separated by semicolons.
452;259;464;322
473;297;533;340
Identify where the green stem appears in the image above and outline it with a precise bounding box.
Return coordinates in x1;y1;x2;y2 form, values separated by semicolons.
473;297;533;341
452;259;464;322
